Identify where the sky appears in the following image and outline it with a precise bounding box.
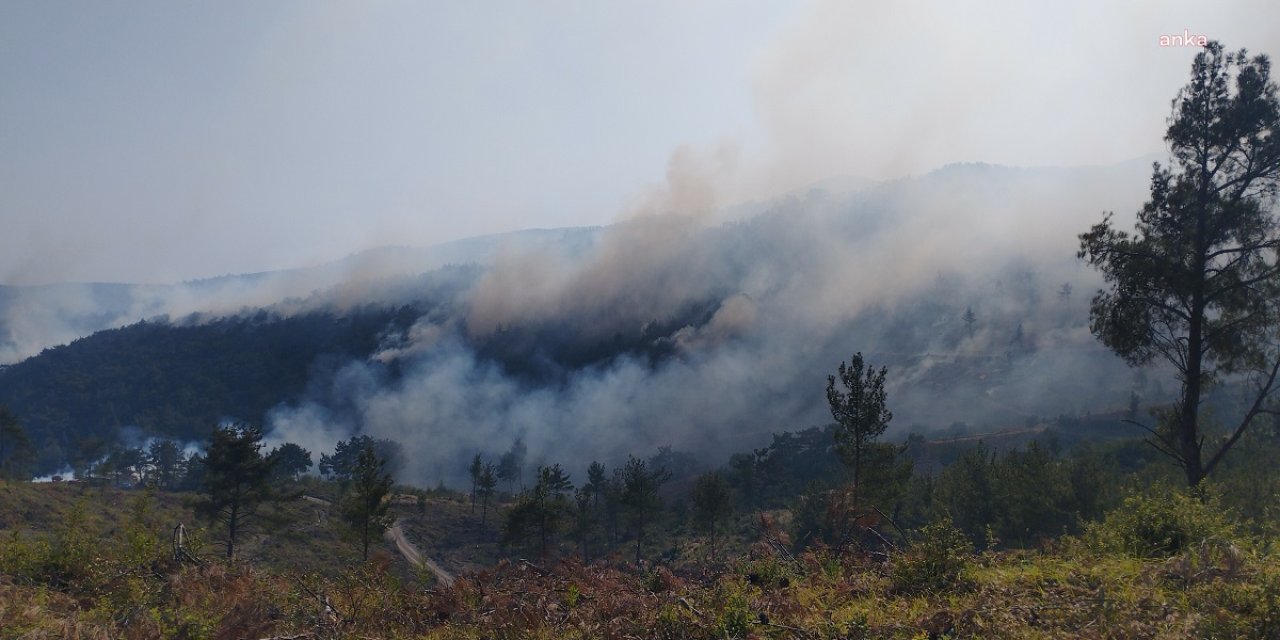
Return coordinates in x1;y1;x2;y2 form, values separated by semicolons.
2;0;1278;285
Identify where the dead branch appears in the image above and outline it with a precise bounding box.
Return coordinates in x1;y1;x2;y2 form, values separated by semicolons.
290;575;346;625
757;512;800;566
171;523;205;566
873;507;910;545
677;596;703;618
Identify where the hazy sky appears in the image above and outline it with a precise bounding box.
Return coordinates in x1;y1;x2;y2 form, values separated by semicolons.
2;0;1277;285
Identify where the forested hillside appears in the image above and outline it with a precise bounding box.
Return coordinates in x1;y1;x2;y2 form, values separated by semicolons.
0;307;421;474
0;91;1253;489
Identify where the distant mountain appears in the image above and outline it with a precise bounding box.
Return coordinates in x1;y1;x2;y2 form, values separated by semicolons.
800;174;879;196
0;227;602;365
0;160;1174;482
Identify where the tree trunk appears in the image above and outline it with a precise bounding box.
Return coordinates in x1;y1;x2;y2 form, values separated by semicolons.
1181;168;1210;488
227;504;238;560
361;516;370;561
710;524;718;562
539;512;548;558
634;510;644;565
1179;343;1206;487
852;441;862;510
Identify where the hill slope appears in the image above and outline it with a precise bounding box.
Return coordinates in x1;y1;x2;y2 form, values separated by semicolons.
0;307;419;473
0;161;1168;481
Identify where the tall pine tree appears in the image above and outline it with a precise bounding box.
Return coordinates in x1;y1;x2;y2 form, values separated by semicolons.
195;423;278;560
1079;42;1280;486
342;444;393;561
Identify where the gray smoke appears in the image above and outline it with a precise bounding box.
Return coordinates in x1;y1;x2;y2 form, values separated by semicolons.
265;158;1163;487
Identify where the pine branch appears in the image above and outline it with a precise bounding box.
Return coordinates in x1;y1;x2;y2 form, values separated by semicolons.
1204;354;1280;476
1122;419;1185;465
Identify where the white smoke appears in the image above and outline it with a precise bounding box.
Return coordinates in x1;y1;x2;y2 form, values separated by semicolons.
264;158;1160;487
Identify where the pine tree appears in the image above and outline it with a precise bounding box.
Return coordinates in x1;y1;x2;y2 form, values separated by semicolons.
572;486;593;563
503;464;572;557
691;471;732;561
586;461;606;508
621;455;671;565
342;445;393;561
146;439;186;490
497;437;527;493
826;352;893;508
1079;42;1280;486
195;423;278;560
477;462;498;526
468;453;483;513
0;407;34;481
267;442;312;483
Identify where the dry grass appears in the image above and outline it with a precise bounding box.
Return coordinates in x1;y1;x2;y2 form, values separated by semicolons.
4;480;1279;640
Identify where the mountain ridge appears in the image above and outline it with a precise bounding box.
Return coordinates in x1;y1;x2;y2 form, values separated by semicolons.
1;157;1168;481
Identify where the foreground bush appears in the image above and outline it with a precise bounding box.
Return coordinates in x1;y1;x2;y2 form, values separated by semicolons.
1084;488;1239;558
890;516;972;594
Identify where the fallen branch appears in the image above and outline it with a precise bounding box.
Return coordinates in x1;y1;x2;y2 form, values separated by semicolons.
873;507;909;545
677;596;703;618
860;522;900;554
758;512;800;567
290;575;346;625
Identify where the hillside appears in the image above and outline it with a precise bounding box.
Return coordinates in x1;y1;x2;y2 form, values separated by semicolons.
0;162;1168;482
0;307;421;474
0;228;601;366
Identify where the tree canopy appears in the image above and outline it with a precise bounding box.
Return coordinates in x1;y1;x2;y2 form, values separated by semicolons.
195;423;280;560
0;406;33;481
268;442;313;483
1078;42;1280;486
826;352;893;506
341;444;394;561
320;435;403;482
620;455;671;565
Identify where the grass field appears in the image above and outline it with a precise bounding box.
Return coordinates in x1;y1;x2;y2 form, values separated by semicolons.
3;480;1279;639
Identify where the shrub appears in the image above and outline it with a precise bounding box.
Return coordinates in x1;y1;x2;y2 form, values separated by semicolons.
739;554;794;589
1085;488;1238;558
654;603;703;640
715;580;753;639
890;517;971;594
1189;563;1280;638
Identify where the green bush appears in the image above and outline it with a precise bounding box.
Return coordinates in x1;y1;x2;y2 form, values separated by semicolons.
0;528;51;584
716;581;753;639
1085;488;1238;558
1189;564;1280;638
653;603;699;639
890;516;971;594
739;554;795;589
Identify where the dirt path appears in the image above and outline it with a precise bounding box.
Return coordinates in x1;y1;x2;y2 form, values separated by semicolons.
385;520;455;587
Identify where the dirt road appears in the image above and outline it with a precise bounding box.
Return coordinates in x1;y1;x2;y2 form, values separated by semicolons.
385;520;455;587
